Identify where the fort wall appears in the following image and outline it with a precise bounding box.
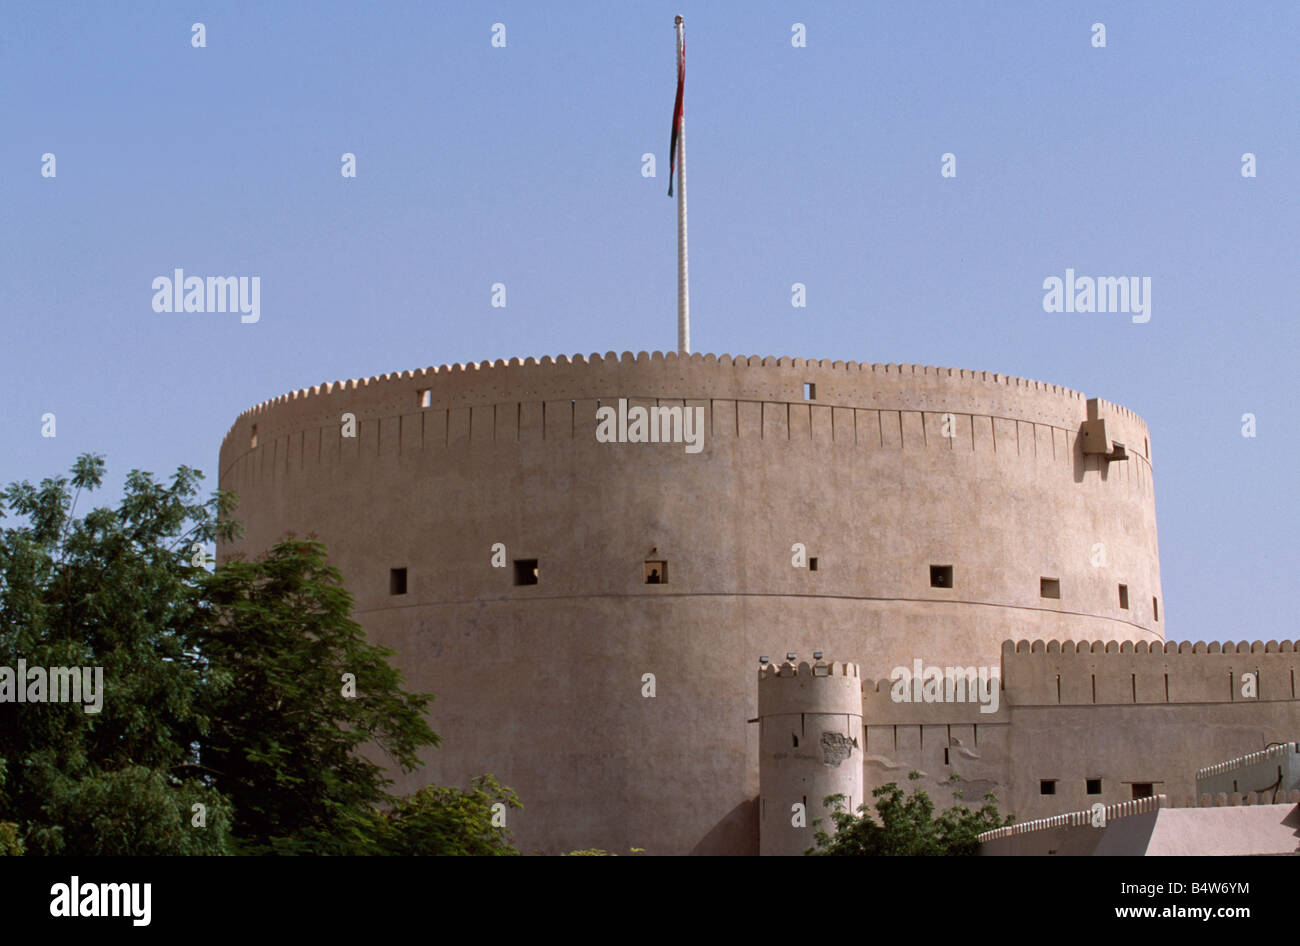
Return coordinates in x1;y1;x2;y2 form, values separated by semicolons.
218;352;1162;854
979;793;1300;856
861;640;1300;829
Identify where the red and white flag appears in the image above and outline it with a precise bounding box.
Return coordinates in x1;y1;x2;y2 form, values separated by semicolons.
668;15;685;196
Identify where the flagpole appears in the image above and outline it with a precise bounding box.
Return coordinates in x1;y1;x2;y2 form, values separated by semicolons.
674;15;690;354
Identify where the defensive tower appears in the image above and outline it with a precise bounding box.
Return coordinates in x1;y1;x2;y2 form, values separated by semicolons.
758;656;862;855
218;350;1161;854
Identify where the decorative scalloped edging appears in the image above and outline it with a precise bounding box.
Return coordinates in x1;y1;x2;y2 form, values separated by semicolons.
1196;742;1300;780
979;789;1300;845
1003;639;1299;655
758;658;860;681
978;794;1168;843
222;351;1127;443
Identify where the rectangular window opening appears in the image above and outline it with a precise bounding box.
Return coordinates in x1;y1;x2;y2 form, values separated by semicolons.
943;747;950;765
250;424;258;449
644;560;667;584
803;382;816;400
1040;779;1057;796
418;388;432;408
1152;596;1159;621
1131;782;1154;800
808;557;819;572
1086;778;1102;795
930;564;953;588
389;568;407;596
1118;584;1129;609
514;559;539;586
1040;577;1060;599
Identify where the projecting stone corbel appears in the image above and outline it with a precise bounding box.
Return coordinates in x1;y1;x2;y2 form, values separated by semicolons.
1081;398;1129;463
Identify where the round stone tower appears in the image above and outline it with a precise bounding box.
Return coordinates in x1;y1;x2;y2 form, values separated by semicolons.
758;656;863;856
217;350;1161;854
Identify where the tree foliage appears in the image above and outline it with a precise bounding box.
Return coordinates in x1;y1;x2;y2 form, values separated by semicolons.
807;771;1014;856
199;538;439;855
367;775;521;855
0;455;232;854
0;455;515;856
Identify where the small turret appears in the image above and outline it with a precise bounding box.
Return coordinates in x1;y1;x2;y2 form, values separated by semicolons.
758;654;863;856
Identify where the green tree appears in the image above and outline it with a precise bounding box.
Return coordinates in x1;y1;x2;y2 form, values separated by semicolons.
0;760;23;855
0;455;476;856
807;771;1014;856
197;538;440;855
0;455;233;854
367;775;521;855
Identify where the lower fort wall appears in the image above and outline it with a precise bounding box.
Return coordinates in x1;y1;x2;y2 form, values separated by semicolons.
979;793;1300;856
859;641;1300;827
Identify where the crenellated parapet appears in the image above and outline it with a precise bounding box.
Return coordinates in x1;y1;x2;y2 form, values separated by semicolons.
224;351;1096;432
978;793;1167;844
1196;741;1300;780
1008;639;1300;655
979;790;1300;856
758;658;861;718
978;789;1300;846
758;657;860;681
1195;741;1300;799
999;639;1300;706
218;351;1154;488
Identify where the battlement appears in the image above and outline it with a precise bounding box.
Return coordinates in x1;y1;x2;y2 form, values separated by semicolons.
758;658;859;682
227;351;1096;429
758;657;862;719
980;790;1300;856
978;793;1167;844
978;788;1300;847
855;641;1300;721
219;351;1157;514
999;639;1300;707
1196;741;1300;780
1006;639;1300;656
220;350;1150;451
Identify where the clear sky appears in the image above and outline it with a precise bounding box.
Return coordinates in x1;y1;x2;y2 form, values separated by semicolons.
2;2;1296;644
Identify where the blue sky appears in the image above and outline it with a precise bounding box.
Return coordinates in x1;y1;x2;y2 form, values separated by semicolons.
2;1;1296;643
